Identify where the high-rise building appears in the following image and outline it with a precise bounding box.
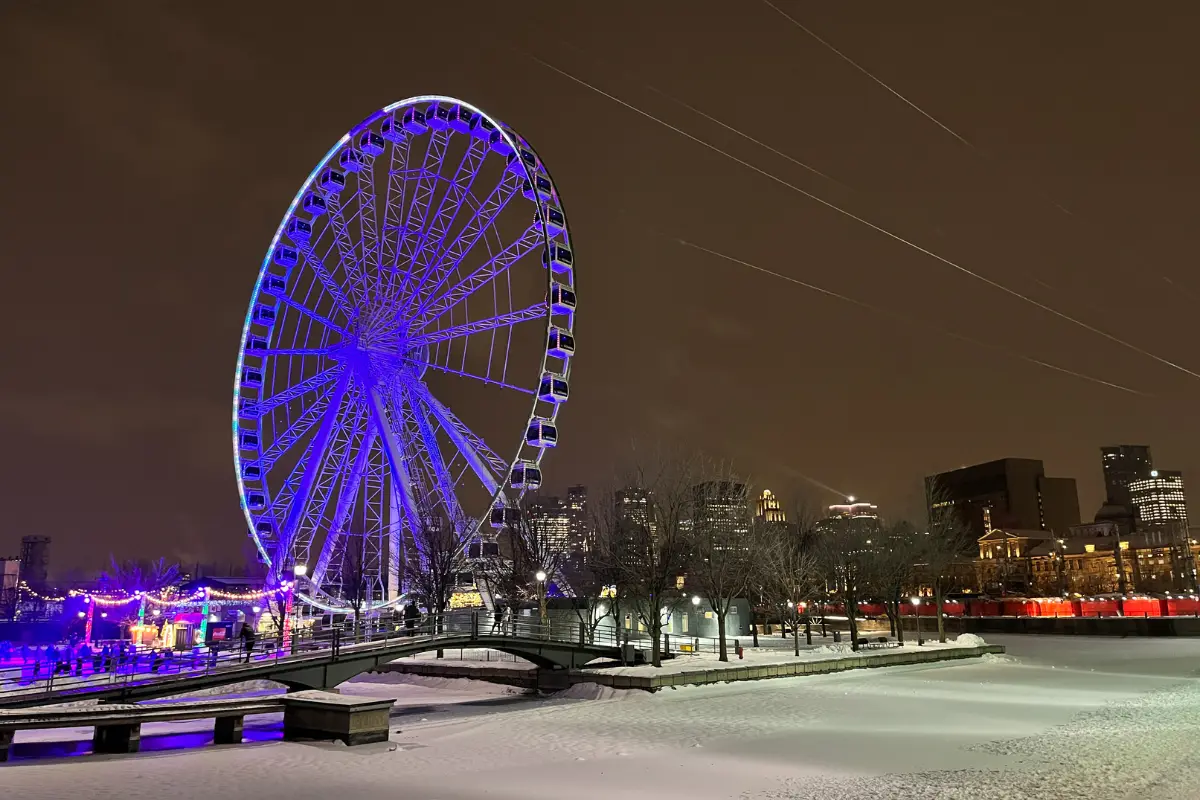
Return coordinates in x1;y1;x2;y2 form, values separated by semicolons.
691;481;750;538
19;536;50;590
524;497;571;555
755;489;787;524
1129;470;1188;527
565;485;590;552
1101;445;1154;507
926;459;1081;540
815;499;882;552
614;486;652;530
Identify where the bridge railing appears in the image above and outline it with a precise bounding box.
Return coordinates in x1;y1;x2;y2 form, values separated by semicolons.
0;611;626;705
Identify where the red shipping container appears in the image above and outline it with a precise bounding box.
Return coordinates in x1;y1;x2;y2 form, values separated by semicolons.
970;600;1001;617
1002;599;1034;617
1036;598;1074;617
1122;597;1161;617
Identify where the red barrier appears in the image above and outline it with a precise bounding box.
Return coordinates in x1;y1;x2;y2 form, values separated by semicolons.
1122;597;1161;617
970;600;1001;617
858;603;886;617
1002;599;1035;617
1161;597;1200;616
1035;598;1075;617
1077;598;1119;617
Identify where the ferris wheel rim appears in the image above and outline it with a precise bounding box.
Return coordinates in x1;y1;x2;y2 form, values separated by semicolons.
232;95;576;601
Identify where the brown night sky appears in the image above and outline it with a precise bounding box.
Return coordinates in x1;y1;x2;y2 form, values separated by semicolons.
1;1;1197;575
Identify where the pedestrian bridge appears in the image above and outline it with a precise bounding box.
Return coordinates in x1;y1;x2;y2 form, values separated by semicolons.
0;616;624;709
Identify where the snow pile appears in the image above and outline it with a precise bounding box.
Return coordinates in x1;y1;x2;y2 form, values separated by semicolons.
159;679;284;701
551;683;641;702
349;671;525;696
981;652;1020;665
954;633;989;647
811;643;854;654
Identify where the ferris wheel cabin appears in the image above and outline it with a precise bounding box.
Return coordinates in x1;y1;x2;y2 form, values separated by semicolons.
401;108;428;134
338;148;365;172
470;114;497;141
285;218;312;243
358;131;385;156
245;335;268;353
261;275;288;297
542;244;573;275
538;373;569;404
489;129;515;156
252;304;277;326
523;175;554;204
526;418;558;447
490;505;521;528
301;191;327;217
448;105;474;133
550;282;577;315
510;461;542;490
424;101;449;130
274;245;299;268
241;367;263;388
245;491;266;511
239;430;260;450
318;168;346;194
506;148;538;176
547;327;575;358
535;205;567;237
241;462;262;481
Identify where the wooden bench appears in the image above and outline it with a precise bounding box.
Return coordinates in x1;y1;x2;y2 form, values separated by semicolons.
0;697;285;761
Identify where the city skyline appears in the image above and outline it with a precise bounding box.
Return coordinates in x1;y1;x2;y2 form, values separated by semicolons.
2;3;1198;572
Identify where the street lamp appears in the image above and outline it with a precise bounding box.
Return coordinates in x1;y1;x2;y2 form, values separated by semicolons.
293;564;308;578
691;595;701;606
535;570;548;633
535;570;547;583
911;596;922;645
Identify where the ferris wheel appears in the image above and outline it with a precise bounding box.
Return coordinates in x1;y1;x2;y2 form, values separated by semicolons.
232;96;576;611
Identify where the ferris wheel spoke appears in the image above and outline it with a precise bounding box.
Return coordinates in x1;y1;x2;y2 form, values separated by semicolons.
257;373;352;472
413;385;505;496
398;137;491;317
408;302;545;348
414;170;524;315
295;238;355;324
258;346;337;358
245;365;342;417
400;358;535;395
276;370;352;567
379;133;414;302
413;223;543;329
323;190;373;312
392;130;451;307
311;418;378;588
272;291;351;339
355;156;383;304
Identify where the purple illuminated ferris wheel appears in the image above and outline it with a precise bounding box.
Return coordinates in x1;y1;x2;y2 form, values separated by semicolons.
232;96;576;612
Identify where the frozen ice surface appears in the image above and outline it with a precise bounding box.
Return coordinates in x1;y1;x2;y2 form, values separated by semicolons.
2;635;1199;800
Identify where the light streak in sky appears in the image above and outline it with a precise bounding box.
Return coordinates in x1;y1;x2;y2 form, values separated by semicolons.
678;238;1149;396
526;52;1200;383
759;0;978;150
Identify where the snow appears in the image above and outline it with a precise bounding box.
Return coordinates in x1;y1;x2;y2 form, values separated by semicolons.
3;635;1200;799
954;633;989;647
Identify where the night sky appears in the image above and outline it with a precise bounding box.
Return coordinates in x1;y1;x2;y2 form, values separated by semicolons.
2;2;1197;575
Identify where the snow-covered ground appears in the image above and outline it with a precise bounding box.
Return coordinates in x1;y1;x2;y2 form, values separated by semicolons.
4;635;1200;799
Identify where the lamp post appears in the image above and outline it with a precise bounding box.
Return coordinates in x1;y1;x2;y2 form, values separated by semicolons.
912;596;923;645
284;565;306;652
83;598;95;644
535;570;548;635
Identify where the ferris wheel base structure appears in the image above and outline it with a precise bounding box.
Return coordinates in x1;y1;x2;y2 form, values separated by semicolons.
232;96;577;614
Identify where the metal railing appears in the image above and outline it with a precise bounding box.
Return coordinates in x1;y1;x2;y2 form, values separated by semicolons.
0;612;629;705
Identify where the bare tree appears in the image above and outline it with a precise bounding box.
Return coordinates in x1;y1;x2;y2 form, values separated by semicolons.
759;513;820;656
338;534;370;638
101;556;180;594
405;511;471;633
863;521;921;644
813;513;875;651
477;499;566;636
559;520;623;644
922;478;976;642
686;470;759;662
603;451;697;668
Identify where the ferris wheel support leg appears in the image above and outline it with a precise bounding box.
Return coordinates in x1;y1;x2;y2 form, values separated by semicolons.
404;382;467;529
277;371;352;579
362;378;423;558
313;425;378;588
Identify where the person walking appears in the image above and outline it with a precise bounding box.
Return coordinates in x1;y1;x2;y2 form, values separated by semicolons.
240;624;257;663
491;604;503;634
403;602;419;636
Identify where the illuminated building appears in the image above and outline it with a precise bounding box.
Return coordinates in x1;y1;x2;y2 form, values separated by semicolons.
19;536;51;591
1129;470;1188;526
755;489;786;524
615;486;652;531
566;485;590;552
524;496;571;555
691;481;750;540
